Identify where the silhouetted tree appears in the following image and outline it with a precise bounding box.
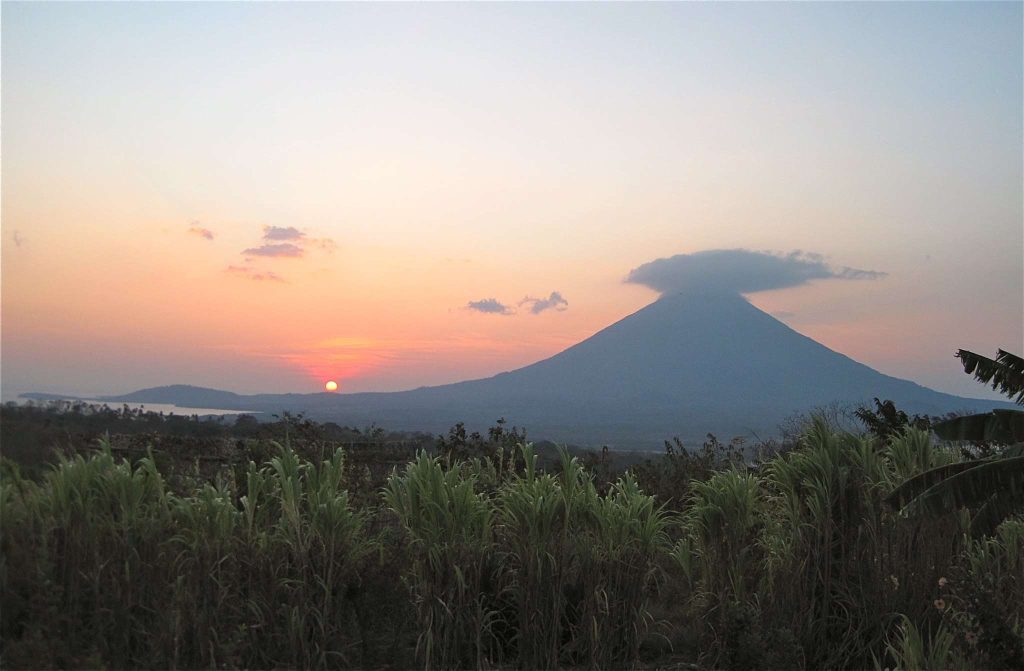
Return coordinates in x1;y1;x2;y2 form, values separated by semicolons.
854;398;929;440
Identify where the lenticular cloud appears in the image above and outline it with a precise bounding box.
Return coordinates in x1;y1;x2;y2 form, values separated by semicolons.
625;249;886;296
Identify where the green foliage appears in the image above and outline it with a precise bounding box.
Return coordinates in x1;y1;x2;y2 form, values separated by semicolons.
928;348;1024;443
955;518;1024;668
632;433;749;511
1;438;377;669
499;445;585;669
384;451;498;670
886;348;1024;541
499;446;670;669
877;615;965;671
686;467;762;604
4;414;1024;670
575;471;670;668
382;443;671;670
855;398;931;441
887;445;1024;537
933;409;1024;444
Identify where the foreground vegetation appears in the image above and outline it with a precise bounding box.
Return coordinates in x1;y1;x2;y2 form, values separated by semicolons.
2;407;1023;670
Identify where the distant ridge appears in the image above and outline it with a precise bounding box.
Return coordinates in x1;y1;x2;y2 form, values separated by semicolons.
25;291;1013;448
104;385;244;408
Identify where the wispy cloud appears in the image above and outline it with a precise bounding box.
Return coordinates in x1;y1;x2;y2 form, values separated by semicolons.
466;298;514;315
310;237;337;253
262;225;304;241
520;291;568;314
625;249;887;296
12;230;25;247
834;266;887;280
226;265;286;282
187;224;214;240
242;243;305;258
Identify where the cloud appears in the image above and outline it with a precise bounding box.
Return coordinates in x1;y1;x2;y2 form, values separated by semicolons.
12;231;25;247
239;226;334;260
226;265;286;283
187;224;214;240
520;291;569;314
466;298;514;315
262;225;304;241
310;237;337;253
464;291;569;316
834;266;888;280
242;243;305;258
625;249;887;296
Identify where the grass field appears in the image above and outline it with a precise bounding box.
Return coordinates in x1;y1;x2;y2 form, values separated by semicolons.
1;405;1022;669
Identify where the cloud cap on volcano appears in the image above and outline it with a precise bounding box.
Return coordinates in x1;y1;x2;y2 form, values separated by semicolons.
626;249;886;296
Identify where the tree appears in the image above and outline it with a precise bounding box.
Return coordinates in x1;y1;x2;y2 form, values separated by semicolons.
886;349;1024;536
854;398;930;440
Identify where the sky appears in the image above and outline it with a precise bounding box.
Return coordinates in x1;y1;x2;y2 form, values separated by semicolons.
2;1;1021;402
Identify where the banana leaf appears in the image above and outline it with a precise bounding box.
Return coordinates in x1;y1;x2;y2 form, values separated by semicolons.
896;456;1024;519
956;349;1024;404
970;488;1024;537
886;459;989;510
932;409;1024;443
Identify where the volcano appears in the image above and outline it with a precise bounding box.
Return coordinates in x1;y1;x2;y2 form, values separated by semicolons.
34;290;1010;448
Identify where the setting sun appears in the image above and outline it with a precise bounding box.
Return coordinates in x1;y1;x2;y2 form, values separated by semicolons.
324;380;338;392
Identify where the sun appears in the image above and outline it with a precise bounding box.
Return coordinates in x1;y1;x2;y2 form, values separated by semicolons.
324;380;338;392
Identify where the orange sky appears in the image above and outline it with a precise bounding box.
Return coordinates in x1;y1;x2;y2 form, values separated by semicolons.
2;3;1021;401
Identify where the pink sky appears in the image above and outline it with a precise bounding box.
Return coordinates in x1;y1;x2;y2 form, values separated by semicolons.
2;3;1021;402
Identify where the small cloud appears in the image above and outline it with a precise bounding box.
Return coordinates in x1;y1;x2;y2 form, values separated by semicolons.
12;231;25;247
187;224;214;240
625;249;887;296
771;310;796;320
520;291;568;314
466;298;514;315
242;226;334;258
242;243;305;258
834;266;887;280
262;225;305;241
226;265;286;283
310;237;337;253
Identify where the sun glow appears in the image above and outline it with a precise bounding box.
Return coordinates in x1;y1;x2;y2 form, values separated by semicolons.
324;380;338;392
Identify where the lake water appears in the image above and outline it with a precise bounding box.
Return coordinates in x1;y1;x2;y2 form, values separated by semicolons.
8;396;260;417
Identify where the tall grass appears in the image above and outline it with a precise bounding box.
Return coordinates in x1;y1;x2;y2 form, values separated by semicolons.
686;467;762;605
760;422;972;667
877;614;964;671
0;444;170;665
573;470;669;668
237;445;375;668
3;421;1022;669
1;439;375;668
384;451;498;670
498;445;588;669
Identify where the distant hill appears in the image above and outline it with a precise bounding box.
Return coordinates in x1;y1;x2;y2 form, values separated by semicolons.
25;290;1013;448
